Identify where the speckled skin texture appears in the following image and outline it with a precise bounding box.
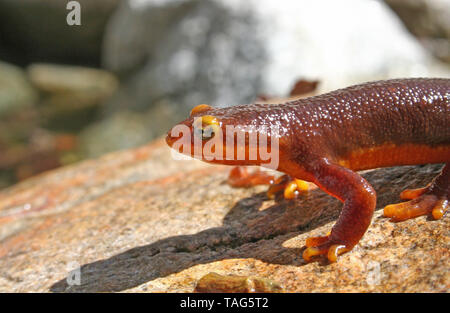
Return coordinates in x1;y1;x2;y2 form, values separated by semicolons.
181;78;449;167
167;78;450;262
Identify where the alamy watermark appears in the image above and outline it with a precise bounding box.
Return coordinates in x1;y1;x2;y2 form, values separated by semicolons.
66;1;81;26
365;260;381;286
66;261;81;286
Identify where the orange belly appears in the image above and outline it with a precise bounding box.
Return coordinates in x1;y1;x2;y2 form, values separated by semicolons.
338;143;450;171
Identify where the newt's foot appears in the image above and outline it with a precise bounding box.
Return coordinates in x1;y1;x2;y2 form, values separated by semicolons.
386;164;449;221
267;175;315;200
302;232;353;263
384;193;447;222
303;237;351;263
227;167;274;188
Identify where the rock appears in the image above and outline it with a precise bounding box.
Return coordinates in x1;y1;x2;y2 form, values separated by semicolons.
385;0;450;63
82;97;193;159
102;0;449;141
194;272;284;293
104;0;265;107
0;138;447;292
27;63;118;131
0;61;37;117
78;110;154;158
28;63;118;95
0;61;40;188
0;0;121;66
0;129;77;186
0;63;95;188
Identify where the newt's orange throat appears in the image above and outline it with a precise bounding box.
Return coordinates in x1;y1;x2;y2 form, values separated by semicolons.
167;78;449;263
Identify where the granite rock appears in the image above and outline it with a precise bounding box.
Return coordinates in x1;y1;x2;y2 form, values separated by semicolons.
0;139;447;292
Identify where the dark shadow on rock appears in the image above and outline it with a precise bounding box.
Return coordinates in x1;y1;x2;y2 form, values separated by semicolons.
50;164;443;292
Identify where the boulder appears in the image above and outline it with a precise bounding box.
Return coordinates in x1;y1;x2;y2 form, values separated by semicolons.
0;61;37;118
0;138;447;292
27;63;118;131
0;61;39;188
78;110;154;158
28;63;118;96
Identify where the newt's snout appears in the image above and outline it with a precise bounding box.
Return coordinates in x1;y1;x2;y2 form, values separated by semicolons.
165;131;177;148
165;126;191;151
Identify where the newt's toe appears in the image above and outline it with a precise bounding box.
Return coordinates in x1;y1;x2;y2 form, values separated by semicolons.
303;233;351;263
431;199;448;219
305;231;331;247
267;175;315;200
227;166;274;188
383;194;447;222
399;185;430;200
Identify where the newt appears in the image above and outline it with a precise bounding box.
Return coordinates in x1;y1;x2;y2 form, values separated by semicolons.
166;78;449;262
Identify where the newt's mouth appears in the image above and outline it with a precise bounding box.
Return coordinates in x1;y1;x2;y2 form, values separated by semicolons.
165;126;193;154
165;132;177;147
165;133;187;149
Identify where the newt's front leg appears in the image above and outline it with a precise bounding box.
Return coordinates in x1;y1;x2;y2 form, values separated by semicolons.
288;159;377;262
227;167;316;199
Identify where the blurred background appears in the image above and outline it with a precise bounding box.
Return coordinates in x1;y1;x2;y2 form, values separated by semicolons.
0;0;449;190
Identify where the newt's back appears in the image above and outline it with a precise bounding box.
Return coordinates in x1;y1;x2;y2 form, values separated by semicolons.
287;78;449;169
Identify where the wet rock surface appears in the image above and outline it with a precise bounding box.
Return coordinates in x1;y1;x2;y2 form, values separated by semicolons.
0;139;447;292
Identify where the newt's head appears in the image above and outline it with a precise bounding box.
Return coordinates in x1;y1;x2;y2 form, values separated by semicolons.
166;103;281;169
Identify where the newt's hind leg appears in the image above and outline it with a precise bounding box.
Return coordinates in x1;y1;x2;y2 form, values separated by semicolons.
384;163;449;222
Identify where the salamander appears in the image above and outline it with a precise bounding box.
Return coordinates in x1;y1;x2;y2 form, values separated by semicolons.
166;78;449;262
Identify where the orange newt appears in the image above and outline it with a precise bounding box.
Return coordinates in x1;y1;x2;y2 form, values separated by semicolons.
166;78;449;262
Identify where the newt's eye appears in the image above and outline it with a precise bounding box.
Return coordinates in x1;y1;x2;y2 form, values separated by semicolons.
190;104;213;116
194;125;216;140
193;115;220;141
